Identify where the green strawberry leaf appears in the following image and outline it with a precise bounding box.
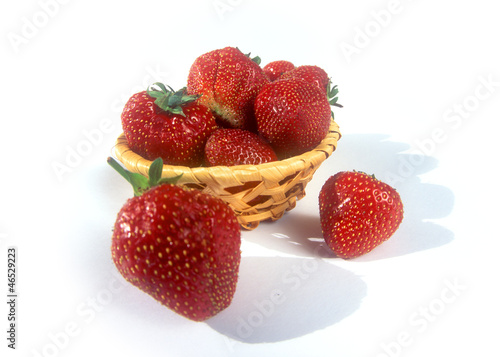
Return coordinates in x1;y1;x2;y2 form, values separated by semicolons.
107;156;133;185
148;158;164;187
327;81;343;109
128;173;151;196
158;176;183;185
107;157;182;197
107;157;150;196
153;82;169;94
146;83;200;117
252;56;262;65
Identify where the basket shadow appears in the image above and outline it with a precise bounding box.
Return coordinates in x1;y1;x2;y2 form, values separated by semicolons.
206;256;366;343
243;134;455;260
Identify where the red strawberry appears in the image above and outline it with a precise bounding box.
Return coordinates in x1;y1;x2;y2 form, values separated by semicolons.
254;78;332;159
318;171;404;259
108;157;241;321
204;129;278;166
281;65;343;110
186;46;270;130
263;60;295;81
121;83;217;167
281;65;329;92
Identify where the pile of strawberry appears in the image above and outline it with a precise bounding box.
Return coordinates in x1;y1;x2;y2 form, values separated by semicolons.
109;46;405;323
121;46;342;167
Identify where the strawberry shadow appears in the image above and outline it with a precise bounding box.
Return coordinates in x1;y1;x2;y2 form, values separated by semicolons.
206;256;366;343
243;134;455;260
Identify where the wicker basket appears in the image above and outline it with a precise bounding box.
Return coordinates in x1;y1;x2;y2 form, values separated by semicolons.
113;119;341;230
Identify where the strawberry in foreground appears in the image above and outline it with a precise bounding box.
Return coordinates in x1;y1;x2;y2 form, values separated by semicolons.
254;77;332;159
187;46;270;130
262;60;295;81
121;83;217;167
204;129;278;166
108;157;241;321
319;171;404;259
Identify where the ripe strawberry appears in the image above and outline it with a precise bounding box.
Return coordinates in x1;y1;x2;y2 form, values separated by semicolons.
319;171;404;259
281;65;329;92
108;157;241;321
204;129;278;166
121;83;217;167
281;65;343;110
254;78;332;159
186;46;270;130
262;60;295;81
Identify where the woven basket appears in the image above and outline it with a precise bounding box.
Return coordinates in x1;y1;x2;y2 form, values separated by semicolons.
113;119;341;230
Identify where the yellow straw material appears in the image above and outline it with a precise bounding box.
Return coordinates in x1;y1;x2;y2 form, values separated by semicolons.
114;120;341;230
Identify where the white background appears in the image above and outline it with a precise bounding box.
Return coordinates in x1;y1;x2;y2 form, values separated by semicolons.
1;0;499;356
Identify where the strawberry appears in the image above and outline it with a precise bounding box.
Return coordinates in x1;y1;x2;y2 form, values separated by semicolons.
281;65;329;92
254;78;332;159
121;83;217;167
204;129;278;166
186;46;270;130
262;60;295;81
281;65;343;110
108;157;241;321
318;171;404;259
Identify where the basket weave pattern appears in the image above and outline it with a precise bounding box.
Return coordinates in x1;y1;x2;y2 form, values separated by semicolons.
114;120;341;230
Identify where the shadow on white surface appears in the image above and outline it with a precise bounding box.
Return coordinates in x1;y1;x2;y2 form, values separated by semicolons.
243;134;455;260
206;256;366;343
330;133;456;261
89;134;454;346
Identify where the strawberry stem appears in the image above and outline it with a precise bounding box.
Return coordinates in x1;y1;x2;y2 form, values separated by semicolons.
107;157;182;196
147;83;200;117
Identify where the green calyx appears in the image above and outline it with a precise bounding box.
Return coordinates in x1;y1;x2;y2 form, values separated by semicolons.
107;157;182;197
327;80;343;119
146;82;200;117
236;47;262;65
327;80;343;108
352;170;378;182
251;55;262;65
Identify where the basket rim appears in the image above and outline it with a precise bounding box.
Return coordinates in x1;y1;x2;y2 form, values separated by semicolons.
113;119;341;182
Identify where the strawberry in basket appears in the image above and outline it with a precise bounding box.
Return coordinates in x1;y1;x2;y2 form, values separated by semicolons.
187;46;270;131
281;65;343;110
262;60;295;81
254;77;333;159
204;128;278;166
121;83;217;166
